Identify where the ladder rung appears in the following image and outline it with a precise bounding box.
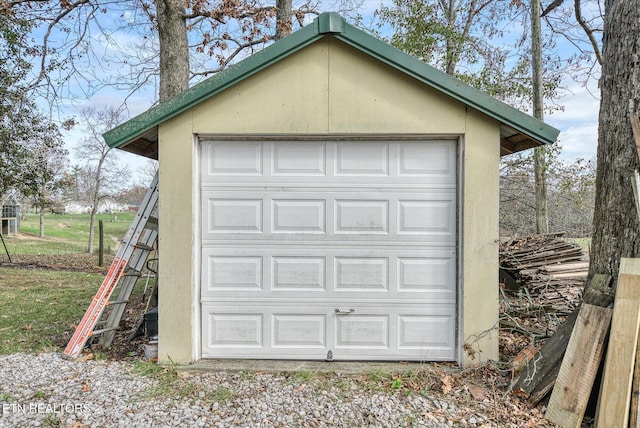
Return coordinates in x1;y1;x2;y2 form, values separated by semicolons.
124;272;141;277
91;327;118;336
108;300;130;306
135;244;153;251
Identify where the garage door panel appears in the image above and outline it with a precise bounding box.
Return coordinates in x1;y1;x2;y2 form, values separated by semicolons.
202;190;456;241
204;141;264;176
206;199;263;233
397;257;456;293
202;247;456;301
335;257;389;292
397;141;456;179
398;200;456;236
272;314;327;348
272;142;326;176
335;314;390;349
204;312;263;348
202;140;456;186
205;256;263;291
335;142;389;176
335;200;389;234
272;199;326;233
201;304;455;359
272;257;326;291
398;315;456;355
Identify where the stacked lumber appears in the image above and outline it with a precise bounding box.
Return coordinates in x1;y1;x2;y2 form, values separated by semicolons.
500;234;588;317
500;233;588;291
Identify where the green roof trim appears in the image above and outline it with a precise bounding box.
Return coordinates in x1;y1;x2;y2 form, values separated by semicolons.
104;12;559;150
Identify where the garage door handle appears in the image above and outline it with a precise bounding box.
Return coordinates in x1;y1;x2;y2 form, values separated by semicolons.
335;308;355;314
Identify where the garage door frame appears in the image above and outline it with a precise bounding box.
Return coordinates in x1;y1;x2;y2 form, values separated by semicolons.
194;134;464;363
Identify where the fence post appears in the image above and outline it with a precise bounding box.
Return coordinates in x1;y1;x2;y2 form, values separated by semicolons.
98;220;104;267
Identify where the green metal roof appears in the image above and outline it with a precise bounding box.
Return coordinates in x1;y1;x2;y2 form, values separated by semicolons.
104;12;559;155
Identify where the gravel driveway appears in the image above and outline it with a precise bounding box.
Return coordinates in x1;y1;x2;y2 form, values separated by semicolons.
0;353;553;427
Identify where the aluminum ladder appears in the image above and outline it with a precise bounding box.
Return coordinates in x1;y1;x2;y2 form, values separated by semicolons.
63;172;159;360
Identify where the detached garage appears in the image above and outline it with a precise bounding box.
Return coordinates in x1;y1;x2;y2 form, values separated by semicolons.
104;13;559;367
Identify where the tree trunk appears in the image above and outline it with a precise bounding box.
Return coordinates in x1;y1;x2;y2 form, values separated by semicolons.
531;0;548;234
87;203;97;254
156;0;190;101
589;0;640;282
275;0;292;40
87;175;102;254
39;207;45;238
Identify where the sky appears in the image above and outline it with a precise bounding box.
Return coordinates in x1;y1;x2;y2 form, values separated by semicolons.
546;77;600;161
54;0;602;188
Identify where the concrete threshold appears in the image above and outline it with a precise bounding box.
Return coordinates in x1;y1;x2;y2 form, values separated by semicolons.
179;359;453;375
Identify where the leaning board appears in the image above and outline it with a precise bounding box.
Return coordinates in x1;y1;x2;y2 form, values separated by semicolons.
596;258;640;427
545;303;612;427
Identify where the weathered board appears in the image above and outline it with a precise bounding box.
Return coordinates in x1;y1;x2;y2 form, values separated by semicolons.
545;304;612;427
631;335;640;427
511;274;613;404
596;258;640;427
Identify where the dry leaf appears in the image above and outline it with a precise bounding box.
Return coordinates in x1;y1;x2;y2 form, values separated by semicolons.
81;382;91;392
76;353;94;362
467;384;488;401
423;412;437;421
441;375;453;395
512;388;529;399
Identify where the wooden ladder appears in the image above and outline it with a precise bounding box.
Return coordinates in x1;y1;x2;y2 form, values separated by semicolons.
63;172;159;360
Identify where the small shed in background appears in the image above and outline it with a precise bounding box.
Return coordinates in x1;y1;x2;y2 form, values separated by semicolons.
1;194;20;236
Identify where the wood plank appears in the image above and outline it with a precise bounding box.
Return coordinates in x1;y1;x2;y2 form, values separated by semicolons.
596;258;640;427
633;170;640;224
631;334;640;428
541;262;590;272
630;101;640;160
511;274;613;404
545;304;612;427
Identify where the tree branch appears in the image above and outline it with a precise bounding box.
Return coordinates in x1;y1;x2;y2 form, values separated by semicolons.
574;0;602;65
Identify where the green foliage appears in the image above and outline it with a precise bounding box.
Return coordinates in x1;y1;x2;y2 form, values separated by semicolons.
0;15;69;200
376;0;447;66
375;0;568;113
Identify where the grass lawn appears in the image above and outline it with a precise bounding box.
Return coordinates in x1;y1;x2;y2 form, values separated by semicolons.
2;212;135;256
0;268;102;354
0;212;151;357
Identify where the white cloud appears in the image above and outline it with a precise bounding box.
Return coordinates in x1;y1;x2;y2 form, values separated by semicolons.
546;78;600;161
556;124;598;161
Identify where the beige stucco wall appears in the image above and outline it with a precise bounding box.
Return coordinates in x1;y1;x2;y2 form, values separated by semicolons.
158;37;499;366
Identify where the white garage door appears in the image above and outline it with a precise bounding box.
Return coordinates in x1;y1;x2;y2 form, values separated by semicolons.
200;140;458;361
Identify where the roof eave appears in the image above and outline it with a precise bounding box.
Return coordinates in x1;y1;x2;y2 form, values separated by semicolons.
105;12;559;154
332;24;559;147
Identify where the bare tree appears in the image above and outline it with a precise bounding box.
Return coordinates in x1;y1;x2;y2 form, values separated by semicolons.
22;138;72;237
500;148;595;237
76;105;131;253
531;0;549;233
0;1;332;106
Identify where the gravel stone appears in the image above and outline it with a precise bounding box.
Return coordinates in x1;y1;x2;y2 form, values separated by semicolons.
0;353;502;427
